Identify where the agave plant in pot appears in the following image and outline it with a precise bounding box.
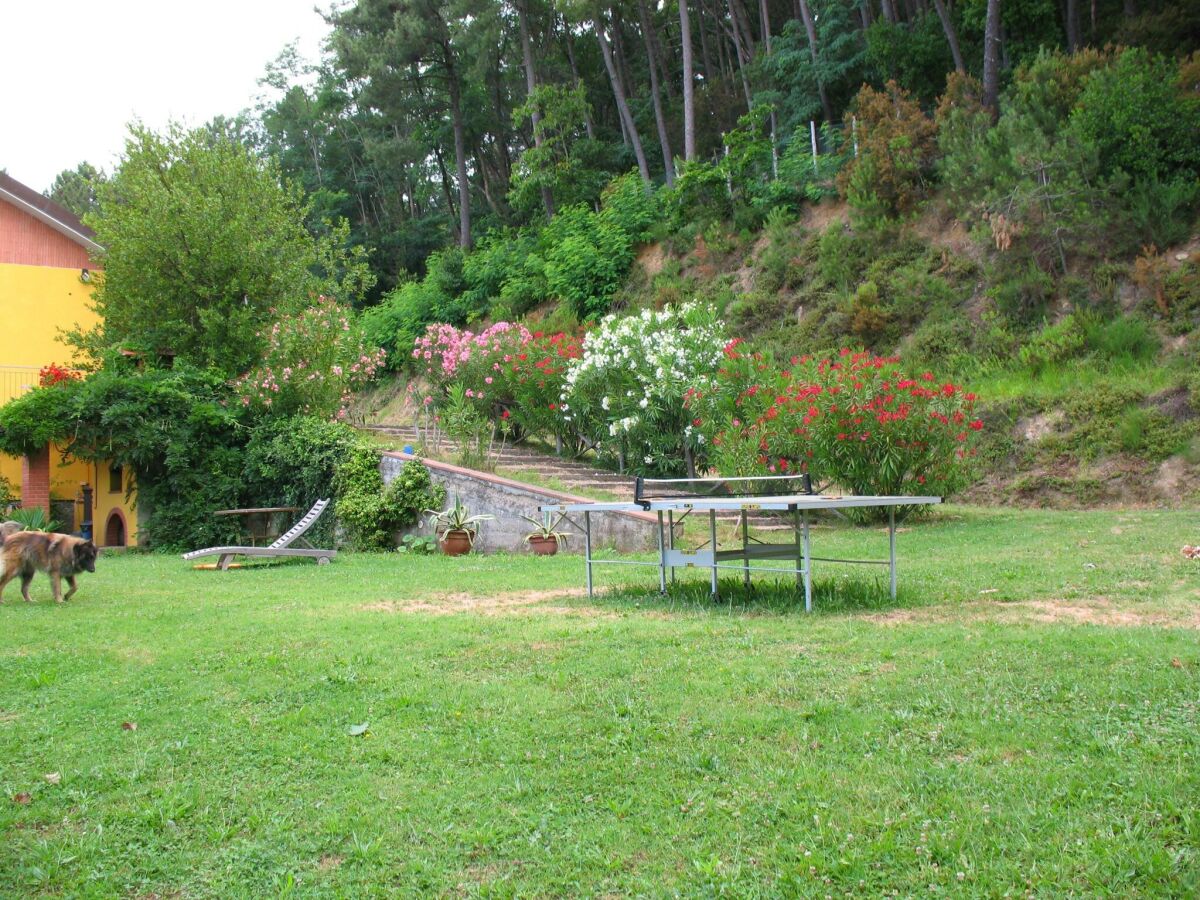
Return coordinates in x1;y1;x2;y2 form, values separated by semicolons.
521;512;573;556
425;494;494;556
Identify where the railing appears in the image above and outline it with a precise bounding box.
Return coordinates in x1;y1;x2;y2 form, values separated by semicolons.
0;366;42;405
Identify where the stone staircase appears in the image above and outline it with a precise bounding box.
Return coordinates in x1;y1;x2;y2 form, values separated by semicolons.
364;425;793;531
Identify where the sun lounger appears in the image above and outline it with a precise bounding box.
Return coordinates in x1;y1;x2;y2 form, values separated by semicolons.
182;499;336;569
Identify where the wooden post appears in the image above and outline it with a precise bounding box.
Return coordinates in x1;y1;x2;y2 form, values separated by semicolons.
810;120;819;176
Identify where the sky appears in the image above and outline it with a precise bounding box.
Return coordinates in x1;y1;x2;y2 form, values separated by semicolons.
1;0;333;193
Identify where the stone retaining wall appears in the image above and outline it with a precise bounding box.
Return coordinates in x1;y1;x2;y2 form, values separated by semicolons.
380;452;656;553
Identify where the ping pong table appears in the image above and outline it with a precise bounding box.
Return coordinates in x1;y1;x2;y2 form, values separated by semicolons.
540;474;940;611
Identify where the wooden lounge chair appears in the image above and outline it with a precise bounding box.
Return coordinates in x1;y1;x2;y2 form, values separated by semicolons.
182;499;336;570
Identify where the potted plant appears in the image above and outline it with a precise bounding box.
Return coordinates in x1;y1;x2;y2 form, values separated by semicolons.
425;495;493;556
521;512;572;556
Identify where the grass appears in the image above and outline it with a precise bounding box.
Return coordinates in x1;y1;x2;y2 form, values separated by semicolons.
1;506;1198;896
970;357;1183;404
492;466;625;502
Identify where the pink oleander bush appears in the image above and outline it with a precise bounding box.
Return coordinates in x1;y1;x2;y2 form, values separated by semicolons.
235;296;385;419
413;322;581;444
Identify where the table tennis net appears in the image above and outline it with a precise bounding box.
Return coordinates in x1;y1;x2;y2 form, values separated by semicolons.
633;473;814;507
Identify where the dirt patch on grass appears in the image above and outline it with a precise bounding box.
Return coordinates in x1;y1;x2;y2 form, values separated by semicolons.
359;587;617;618
865;597;1200;629
1013;598;1200;628
317;854;344;872
111;645;156;664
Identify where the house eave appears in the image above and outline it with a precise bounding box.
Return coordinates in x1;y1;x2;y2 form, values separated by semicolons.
0;185;104;255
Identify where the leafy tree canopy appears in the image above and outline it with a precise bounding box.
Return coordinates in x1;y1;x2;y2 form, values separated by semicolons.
73;123;373;377
45;161;107;219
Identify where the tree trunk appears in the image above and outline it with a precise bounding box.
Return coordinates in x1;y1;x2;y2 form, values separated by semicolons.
612;8;638;109
713;0;734;85
595;18;653;188
797;0;834;124
562;21;597;140
474;147;505;220
881;0;898;24
727;0;755;109
680;0;698;162
649;9;675;99
729;0;756;58
1064;0;1080;52
932;0;966;73
638;0;676;184
445;50;472;250
860;0;874;27
1123;0;1137;16
759;0;778;177
982;0;1002;119
518;0;555;219
433;145;457;222
696;0;714;79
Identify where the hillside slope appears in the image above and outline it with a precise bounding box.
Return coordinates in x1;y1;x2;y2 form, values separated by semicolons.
602;201;1200;506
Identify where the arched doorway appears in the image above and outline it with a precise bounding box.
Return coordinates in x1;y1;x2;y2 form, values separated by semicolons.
104;511;126;547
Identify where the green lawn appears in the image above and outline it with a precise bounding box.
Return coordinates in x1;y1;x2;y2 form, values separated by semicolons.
1;507;1198;897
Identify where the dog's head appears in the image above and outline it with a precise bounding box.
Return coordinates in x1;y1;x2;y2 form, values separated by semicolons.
74;540;98;574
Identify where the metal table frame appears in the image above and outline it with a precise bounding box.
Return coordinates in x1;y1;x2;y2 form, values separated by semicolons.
540;494;941;612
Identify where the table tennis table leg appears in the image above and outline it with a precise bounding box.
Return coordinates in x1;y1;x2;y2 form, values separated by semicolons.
667;510;676;586
888;506;897;601
709;509;719;600
656;511;667;594
584;511;593;599
799;509;812;613
740;509;751;590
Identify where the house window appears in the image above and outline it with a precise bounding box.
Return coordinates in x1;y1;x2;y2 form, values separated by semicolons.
109;465;123;494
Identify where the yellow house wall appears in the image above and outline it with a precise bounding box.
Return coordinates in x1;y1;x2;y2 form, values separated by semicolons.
0;264;136;545
0;264;99;395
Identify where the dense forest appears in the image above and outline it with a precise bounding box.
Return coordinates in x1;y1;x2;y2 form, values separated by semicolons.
50;1;1200;295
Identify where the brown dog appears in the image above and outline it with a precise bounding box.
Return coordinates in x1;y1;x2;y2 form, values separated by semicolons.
0;532;97;603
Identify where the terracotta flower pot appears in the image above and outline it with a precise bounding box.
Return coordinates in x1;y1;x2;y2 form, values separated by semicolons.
439;530;474;556
527;535;559;556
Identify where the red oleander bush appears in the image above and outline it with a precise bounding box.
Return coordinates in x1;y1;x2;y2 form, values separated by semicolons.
689;345;981;515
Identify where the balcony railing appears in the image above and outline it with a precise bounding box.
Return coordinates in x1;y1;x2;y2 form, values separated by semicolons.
0;366;45;405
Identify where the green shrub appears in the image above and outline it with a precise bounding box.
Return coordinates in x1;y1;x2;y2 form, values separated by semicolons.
598;172;659;242
243;416;360;545
838;81;937;220
1115;408;1191;460
907;317;976;369
1069;48;1200;183
988;262;1055;324
865;16;954;106
815;226;869;292
334;450;443;550
543;204;633;321
663;160;731;229
1081;315;1160;365
1120;177;1200;250
1019;316;1086;376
